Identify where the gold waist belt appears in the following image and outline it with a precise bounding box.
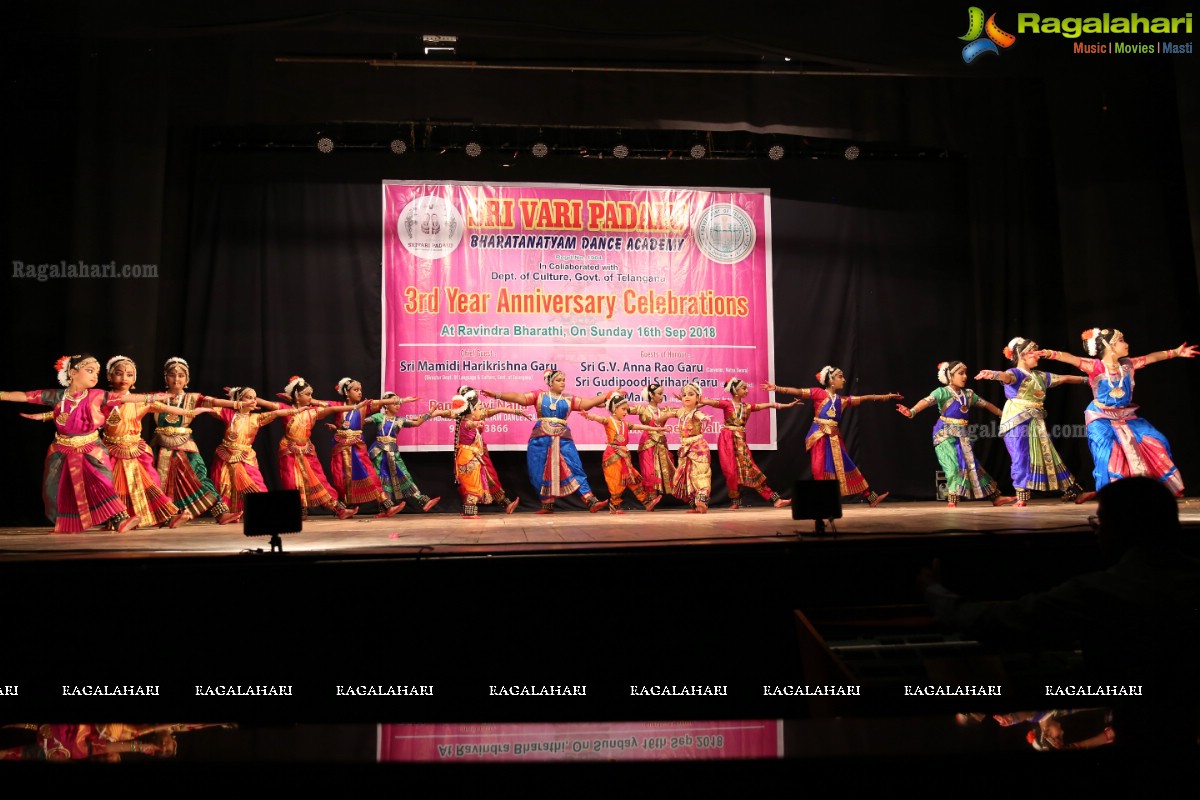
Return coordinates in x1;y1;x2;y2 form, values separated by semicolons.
55;431;100;448
723;424;746;431
221;440;253;452
156;426;193;435
334;430;363;441
102;433;142;446
939;416;968;425
374;435;396;443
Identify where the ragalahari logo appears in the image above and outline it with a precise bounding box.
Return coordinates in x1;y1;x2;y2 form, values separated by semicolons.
959;7;1017;62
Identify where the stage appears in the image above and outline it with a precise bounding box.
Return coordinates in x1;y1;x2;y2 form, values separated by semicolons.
5;498;1190;560
3;497;1197;733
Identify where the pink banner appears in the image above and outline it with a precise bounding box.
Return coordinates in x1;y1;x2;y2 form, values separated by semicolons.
381;182;775;450
378;720;782;762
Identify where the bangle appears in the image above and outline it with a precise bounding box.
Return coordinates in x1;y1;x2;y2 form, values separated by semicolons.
1167;349;1177;359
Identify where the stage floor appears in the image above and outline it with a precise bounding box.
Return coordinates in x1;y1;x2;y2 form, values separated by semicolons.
1;498;1195;560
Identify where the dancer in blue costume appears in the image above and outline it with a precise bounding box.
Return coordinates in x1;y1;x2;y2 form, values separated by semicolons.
482;369;610;513
1030;329;1196;495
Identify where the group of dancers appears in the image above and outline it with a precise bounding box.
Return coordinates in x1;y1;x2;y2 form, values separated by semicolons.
0;327;1192;532
893;331;1192;506
0;356;444;532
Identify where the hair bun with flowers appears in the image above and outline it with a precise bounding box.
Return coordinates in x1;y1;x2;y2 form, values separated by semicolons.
816;366;837;387
723;378;745;394
1003;337;1033;364
226;385;249;401
605;392;628;413
457;385;474;396
55;355;72;387
334;377;354;396
544;368;563;386
642;383;661;403
284;375;307;395
937;361;952;385
1081;327;1103;357
449;394;472;417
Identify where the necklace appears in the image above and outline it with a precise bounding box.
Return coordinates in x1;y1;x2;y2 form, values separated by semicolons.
56;389;87;426
1103;360;1126;399
165;392;184;424
949;388;969;411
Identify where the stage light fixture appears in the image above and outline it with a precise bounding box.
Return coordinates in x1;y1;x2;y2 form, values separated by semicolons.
242;489;303;553
389;139;408;155
316;136;335;154
612;143;630;159
689;143;707;160
844;145;861;161
791;480;843;537
531;141;549;158
464;141;482;158
768;144;785;161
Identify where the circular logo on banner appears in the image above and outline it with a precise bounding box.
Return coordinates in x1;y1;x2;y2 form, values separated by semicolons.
396;196;465;259
693;203;756;264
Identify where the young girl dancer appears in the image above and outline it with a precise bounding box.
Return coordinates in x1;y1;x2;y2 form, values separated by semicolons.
763;367;900;506
450;388;529;518
897;361;1015;507
259;376;360;520
481;370;610;513
699;378;798;509
366;391;441;513
210;386;300;516
975;337;1092;506
100;355;210;529
671;382;714;513
580;392;666;514
1;354;140;532
1029;330;1196;495
328;377;413;517
628;383;678;503
153;357;244;524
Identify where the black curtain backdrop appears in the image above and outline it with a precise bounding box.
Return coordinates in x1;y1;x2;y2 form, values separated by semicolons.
3;1;1198;524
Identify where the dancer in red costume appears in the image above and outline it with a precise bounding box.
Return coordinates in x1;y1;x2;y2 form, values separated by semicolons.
2;354;140;532
698;378;798;509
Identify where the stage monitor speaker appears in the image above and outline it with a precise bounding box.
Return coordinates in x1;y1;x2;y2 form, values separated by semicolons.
242;490;303;553
791;480;842;522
